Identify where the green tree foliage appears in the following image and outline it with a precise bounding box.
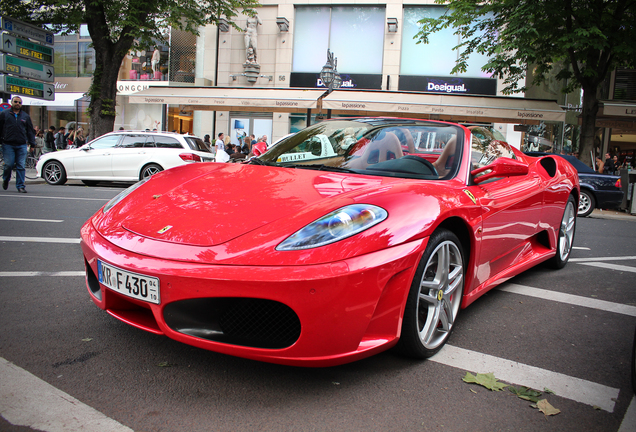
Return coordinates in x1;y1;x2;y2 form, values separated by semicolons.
416;0;636;165
0;0;260;139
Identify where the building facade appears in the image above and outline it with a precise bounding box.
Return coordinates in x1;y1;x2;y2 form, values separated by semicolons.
16;1;636;162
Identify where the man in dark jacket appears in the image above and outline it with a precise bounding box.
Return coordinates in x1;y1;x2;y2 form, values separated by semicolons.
44;125;56;153
1;96;35;193
54;126;66;150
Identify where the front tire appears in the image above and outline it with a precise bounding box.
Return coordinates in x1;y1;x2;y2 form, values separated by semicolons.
547;195;576;269
42;161;67;185
578;189;595;217
140;163;162;179
396;228;465;358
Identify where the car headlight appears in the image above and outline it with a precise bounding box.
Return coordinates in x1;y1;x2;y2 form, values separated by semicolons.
103;177;150;214
276;204;388;251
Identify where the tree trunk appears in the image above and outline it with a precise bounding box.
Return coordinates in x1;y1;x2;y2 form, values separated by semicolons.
578;85;599;167
83;1;134;141
86;53;123;141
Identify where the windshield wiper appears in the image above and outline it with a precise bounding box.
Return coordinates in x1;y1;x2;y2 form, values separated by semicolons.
291;164;358;174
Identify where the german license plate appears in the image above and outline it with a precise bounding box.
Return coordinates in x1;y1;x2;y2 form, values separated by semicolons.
97;260;160;304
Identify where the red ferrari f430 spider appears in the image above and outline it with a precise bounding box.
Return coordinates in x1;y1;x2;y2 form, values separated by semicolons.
81;118;579;366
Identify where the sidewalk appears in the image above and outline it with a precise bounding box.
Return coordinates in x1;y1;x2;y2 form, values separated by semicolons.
589;208;636;221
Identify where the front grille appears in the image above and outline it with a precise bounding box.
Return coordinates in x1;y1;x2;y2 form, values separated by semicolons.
164;298;301;349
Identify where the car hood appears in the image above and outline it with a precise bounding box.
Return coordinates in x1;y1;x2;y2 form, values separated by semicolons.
120;163;400;247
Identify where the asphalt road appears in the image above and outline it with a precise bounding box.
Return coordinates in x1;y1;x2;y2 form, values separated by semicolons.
1;181;635;432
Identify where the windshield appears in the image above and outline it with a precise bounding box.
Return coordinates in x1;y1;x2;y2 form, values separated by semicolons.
258;120;464;180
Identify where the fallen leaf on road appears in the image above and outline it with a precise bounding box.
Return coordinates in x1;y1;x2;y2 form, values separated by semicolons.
462;372;508;391
536;399;561;416
509;386;542;402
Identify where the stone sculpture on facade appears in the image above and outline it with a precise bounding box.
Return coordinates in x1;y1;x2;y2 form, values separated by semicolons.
244;15;262;65
242;15;263;82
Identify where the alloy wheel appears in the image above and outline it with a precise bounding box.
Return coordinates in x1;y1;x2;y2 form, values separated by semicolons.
558;199;576;262
416;240;464;350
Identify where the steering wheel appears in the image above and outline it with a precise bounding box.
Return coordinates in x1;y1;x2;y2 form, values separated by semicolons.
401;155;438;177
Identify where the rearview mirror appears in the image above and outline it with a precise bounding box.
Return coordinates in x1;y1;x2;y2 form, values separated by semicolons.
471;158;529;184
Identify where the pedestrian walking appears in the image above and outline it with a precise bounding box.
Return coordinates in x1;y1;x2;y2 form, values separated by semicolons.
44;125;56;153
74;128;86;147
33;129;44;158
0;96;35;193
54;126;66;150
215;133;225;153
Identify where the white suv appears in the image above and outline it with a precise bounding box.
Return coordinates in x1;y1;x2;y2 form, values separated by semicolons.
37;131;214;185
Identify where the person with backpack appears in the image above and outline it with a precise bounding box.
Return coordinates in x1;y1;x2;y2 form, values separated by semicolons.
54;126;66;150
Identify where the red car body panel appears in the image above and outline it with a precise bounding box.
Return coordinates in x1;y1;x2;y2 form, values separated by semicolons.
80;120;579;366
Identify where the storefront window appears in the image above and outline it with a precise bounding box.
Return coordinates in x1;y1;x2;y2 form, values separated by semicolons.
522;122;564;154
79;42;95;77
401;6;491;78
54;42;78;77
293;6;385;74
120;43;169;81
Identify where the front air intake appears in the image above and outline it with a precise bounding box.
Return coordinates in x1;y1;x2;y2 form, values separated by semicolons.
164;298;301;349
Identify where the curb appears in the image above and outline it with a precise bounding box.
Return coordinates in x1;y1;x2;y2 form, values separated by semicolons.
589;208;636;221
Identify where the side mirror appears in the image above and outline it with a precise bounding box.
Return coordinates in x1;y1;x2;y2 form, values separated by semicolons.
472;158;529;184
80;146;91;151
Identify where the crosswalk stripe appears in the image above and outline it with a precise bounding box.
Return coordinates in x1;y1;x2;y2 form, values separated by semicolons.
0;236;80;244
0;357;133;432
0;271;84;277
619;396;636;432
570;256;636;262
578;261;636;273
0;195;106;201
0;217;63;223
499;283;636;317
432;345;620;412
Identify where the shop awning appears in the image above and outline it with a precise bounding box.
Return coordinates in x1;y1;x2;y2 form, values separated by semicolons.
18;92;84;107
321;90;566;124
601;100;636;117
128;87;325;113
594;100;636;132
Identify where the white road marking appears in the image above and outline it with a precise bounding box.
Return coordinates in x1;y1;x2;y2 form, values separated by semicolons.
432;345;619;412
500;283;636;317
0;217;63;223
0;357;133;432
578;262;636;273
570;256;636;262
0;236;80;244
0;195;106;201
0;271;84;277
619;396;636;432
572;246;591;250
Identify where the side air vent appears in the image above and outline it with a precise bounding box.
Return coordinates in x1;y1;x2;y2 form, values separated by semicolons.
540;157;557;177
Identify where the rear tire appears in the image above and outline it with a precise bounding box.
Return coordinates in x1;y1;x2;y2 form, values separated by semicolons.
578;189;595;217
140;163;162;179
43;160;67;185
395;228;465;359
547;195;576;269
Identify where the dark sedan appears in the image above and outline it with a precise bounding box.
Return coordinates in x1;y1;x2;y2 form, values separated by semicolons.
525;152;623;217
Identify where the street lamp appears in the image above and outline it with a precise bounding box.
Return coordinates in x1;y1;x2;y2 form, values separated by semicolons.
320;49;342;91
